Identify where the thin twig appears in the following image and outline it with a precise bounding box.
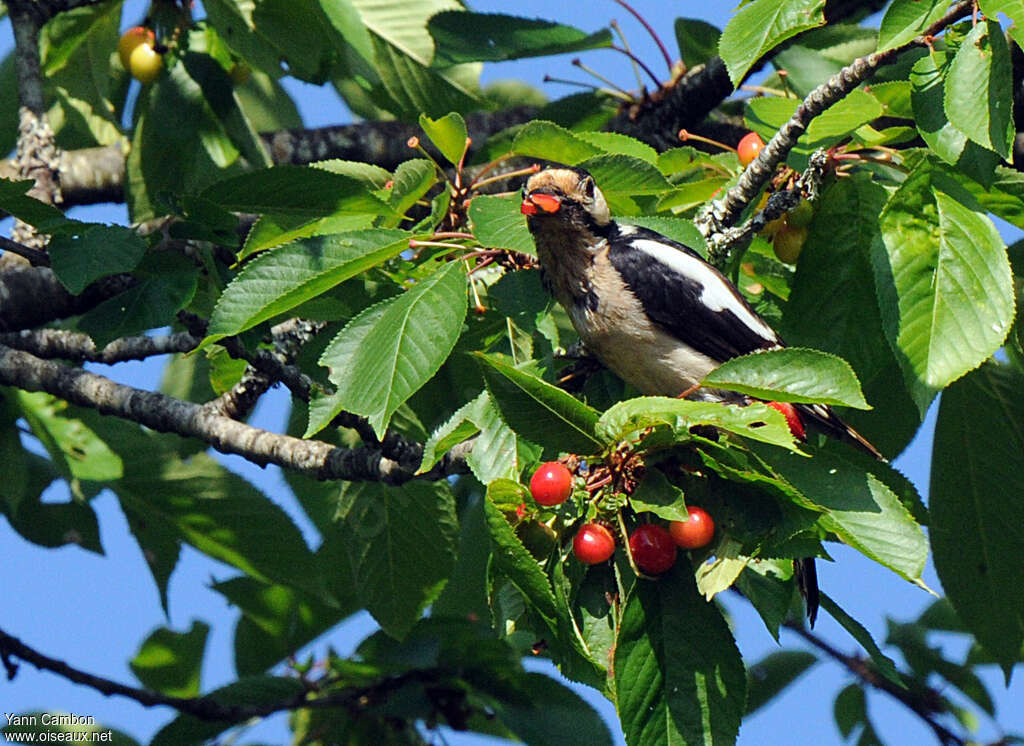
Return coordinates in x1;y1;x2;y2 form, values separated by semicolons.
0;236;50;266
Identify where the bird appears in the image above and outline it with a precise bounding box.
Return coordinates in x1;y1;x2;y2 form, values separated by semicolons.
520;165;884;623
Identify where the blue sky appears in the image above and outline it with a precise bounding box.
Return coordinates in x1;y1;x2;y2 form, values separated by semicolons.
1;2;1022;745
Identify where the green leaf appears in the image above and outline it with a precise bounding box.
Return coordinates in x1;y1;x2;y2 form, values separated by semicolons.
782;175;918;457
911;51;1000;195
931;362;1024;678
206;229;410;346
745;651;817;714
47;224;147;295
833;683;867;739
511;120;602;164
386;159;437;221
981;1;1024;44
476;353;602;455
804;89;883;143
13;391;123;484
200;165;393;216
327;480;459;638
703;347;870;408
495;672;614;746
718;0;827;85
371;36;484;119
877;0;948;52
428;11;612;65
0;179;77;233
598;396;797;450
620;216;708;256
483;496;559;624
150;676;305;746
130;621;209;698
465;392;532;484
76;252;198;348
469;193;536;254
317;260;467;437
754;445;928;583
876;159;1014;414
675;18;722;69
114;440;320;597
630;468;690;522
349;0;461;66
944;19;1014;160
418;112;468;165
577;154;673;195
615;563;746;746
735;561;795;641
820;593;904;687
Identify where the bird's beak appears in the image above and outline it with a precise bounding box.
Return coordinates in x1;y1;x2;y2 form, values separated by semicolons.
521;192;562;216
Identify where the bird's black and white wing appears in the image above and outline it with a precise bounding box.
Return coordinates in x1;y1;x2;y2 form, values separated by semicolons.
607;224;782;363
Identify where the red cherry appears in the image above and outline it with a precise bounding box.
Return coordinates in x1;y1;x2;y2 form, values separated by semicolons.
737;132;766;166
765;401;806;440
669;507;716;549
573;523;616;564
629;524;677;574
529;462;573;506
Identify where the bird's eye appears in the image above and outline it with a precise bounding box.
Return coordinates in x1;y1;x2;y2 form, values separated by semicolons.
580;176;595;200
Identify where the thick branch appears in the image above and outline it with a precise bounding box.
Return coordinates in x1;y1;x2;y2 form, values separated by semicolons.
697;0;974;251
0;328;200;363
785;622;965;746
0;265;136;332
0;343;469;483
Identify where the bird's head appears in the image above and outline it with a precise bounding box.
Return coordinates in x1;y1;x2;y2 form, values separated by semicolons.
520;167;611;234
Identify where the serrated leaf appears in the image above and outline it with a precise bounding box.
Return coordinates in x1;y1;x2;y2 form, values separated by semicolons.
200;165;393;216
598;396;798;450
114;439;320;597
469;193;535;254
615;563;746;746
945;19;1014;160
419;393;484;474
130;621;209;698
575;132;659;164
329;480;458;638
318;260;467;437
703;348;870;408
476;353;602;455
387;159;437;221
745;651;817;714
428;11;612;65
13;391;123;484
736;560;795;641
630;468;690;522
804;89;883;143
206;229;410;346
877;0;948;52
981;1;1024;44
719;0;827;85
483;495;559;623
781;175;918;457
911;51;1001;191
619;216;708;256
418;112;468;165
931;362;1024;679
511;120;602;164
465;392;530;484
372;36;484;119
876;161;1014;413
755;445;928;583
495;672;615;746
0;179;78;233
47;224;147;294
577;153;672;196
349;0;460;66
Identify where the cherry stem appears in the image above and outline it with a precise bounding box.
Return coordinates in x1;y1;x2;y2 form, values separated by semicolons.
407;239;466;251
407;136;457;190
471;163;541;192
678;128;737;154
610;19;646;92
571;58;634;97
608;44;662;88
431;231;475;240
612;0;674;73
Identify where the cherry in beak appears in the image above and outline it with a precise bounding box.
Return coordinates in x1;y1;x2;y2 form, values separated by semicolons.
521;192;562;216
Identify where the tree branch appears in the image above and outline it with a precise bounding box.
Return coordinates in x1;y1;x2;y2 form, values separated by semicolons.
696;0;974;259
0;328;200;363
784;621;965;746
0;343;469;483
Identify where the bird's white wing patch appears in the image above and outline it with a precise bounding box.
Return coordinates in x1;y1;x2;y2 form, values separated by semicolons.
630;238;779;344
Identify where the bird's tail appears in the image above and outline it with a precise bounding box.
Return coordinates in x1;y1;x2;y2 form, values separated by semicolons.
794;557;819;626
794;402;886;462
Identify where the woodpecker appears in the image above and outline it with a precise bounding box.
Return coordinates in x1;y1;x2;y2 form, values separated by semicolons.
521;166;884;623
